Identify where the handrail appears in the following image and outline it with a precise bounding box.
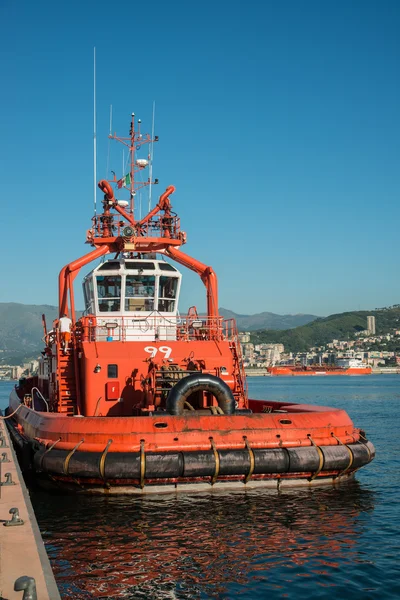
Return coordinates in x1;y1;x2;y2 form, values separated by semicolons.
77;314;227;343
90;213;181;241
30;387;49;412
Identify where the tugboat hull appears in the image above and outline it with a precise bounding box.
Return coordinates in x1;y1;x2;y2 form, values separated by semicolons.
7;390;375;495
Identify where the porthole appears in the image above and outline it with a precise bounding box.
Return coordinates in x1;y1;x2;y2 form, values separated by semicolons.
107;364;118;378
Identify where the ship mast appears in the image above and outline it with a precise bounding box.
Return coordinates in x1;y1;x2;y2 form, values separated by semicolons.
129;113;135;214
108;112;158;221
63;113;221;324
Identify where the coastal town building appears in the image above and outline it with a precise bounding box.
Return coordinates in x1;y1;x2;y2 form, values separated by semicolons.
367;315;376;335
0;360;39;381
238;333;251;344
240;316;400;370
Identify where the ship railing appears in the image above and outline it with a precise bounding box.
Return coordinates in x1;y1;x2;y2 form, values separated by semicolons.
222;318;248;400
77;315;240;343
89;214;181;240
30;387;49;412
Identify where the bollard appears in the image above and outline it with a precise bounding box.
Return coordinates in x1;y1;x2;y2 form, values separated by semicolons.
4;507;25;527
1;472;15;486
0;437;8;448
1;452;10;462
14;576;38;600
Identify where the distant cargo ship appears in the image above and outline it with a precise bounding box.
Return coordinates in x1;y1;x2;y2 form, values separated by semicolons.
268;358;372;376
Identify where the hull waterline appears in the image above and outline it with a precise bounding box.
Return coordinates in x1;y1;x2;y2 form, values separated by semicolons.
7;389;375;494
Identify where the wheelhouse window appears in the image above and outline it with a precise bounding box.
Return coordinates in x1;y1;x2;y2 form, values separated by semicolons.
97;275;122;312
98;262;121;271
158;276;178;312
159;262;177;272
125;275;155;311
125;261;155;270
83;277;95;313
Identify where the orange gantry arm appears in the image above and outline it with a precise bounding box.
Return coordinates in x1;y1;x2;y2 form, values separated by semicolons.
98;180;136;227
97;180;115;202
59;245;111;321
138;186;176;227
165;246;219;320
97;181;176;231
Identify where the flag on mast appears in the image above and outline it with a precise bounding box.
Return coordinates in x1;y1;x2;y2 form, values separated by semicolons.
117;173;132;189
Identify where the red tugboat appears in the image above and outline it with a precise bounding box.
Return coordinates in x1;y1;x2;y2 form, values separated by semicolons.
268;359;372;376
7;114;374;493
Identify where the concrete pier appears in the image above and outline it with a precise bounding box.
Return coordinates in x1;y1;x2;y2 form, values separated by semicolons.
0;416;61;600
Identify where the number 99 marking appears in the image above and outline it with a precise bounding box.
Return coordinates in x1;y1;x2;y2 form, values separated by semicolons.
144;346;172;359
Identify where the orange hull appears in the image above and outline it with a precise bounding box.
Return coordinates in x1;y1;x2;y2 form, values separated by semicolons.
9;388;360;452
7;386;375;493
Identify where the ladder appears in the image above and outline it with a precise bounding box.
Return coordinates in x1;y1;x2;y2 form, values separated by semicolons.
56;349;77;415
229;340;248;405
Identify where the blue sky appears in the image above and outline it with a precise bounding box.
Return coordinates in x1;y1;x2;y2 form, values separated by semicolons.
1;0;399;317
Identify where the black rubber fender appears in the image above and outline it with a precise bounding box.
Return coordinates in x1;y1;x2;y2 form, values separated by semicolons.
321;445;353;471
350;442;373;469
286;446;321;473
33;442;375;481
166;374;236;416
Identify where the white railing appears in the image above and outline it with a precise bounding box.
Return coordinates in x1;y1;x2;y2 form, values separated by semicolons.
77;314;236;343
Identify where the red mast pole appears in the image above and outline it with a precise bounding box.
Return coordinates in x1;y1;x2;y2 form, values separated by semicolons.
129;113;135;216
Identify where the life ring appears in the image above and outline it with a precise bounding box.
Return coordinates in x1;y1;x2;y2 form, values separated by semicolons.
166;374;235;416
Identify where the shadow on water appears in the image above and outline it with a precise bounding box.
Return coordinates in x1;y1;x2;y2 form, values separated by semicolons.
31;480;376;599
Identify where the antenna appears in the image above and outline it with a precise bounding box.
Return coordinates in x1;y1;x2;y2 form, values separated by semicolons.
129;112;135;215
106;104;112;177
149;101;155;212
93;47;97;217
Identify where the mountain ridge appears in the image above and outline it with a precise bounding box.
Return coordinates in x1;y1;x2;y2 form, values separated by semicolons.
3;302;398;365
0;302;319;364
218;308;319;331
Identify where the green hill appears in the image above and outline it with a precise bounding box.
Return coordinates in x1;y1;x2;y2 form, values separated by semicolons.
219;308;318;331
250;306;400;352
0;303;59;365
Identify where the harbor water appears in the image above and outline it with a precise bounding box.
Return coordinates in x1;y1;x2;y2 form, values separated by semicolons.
1;376;399;599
